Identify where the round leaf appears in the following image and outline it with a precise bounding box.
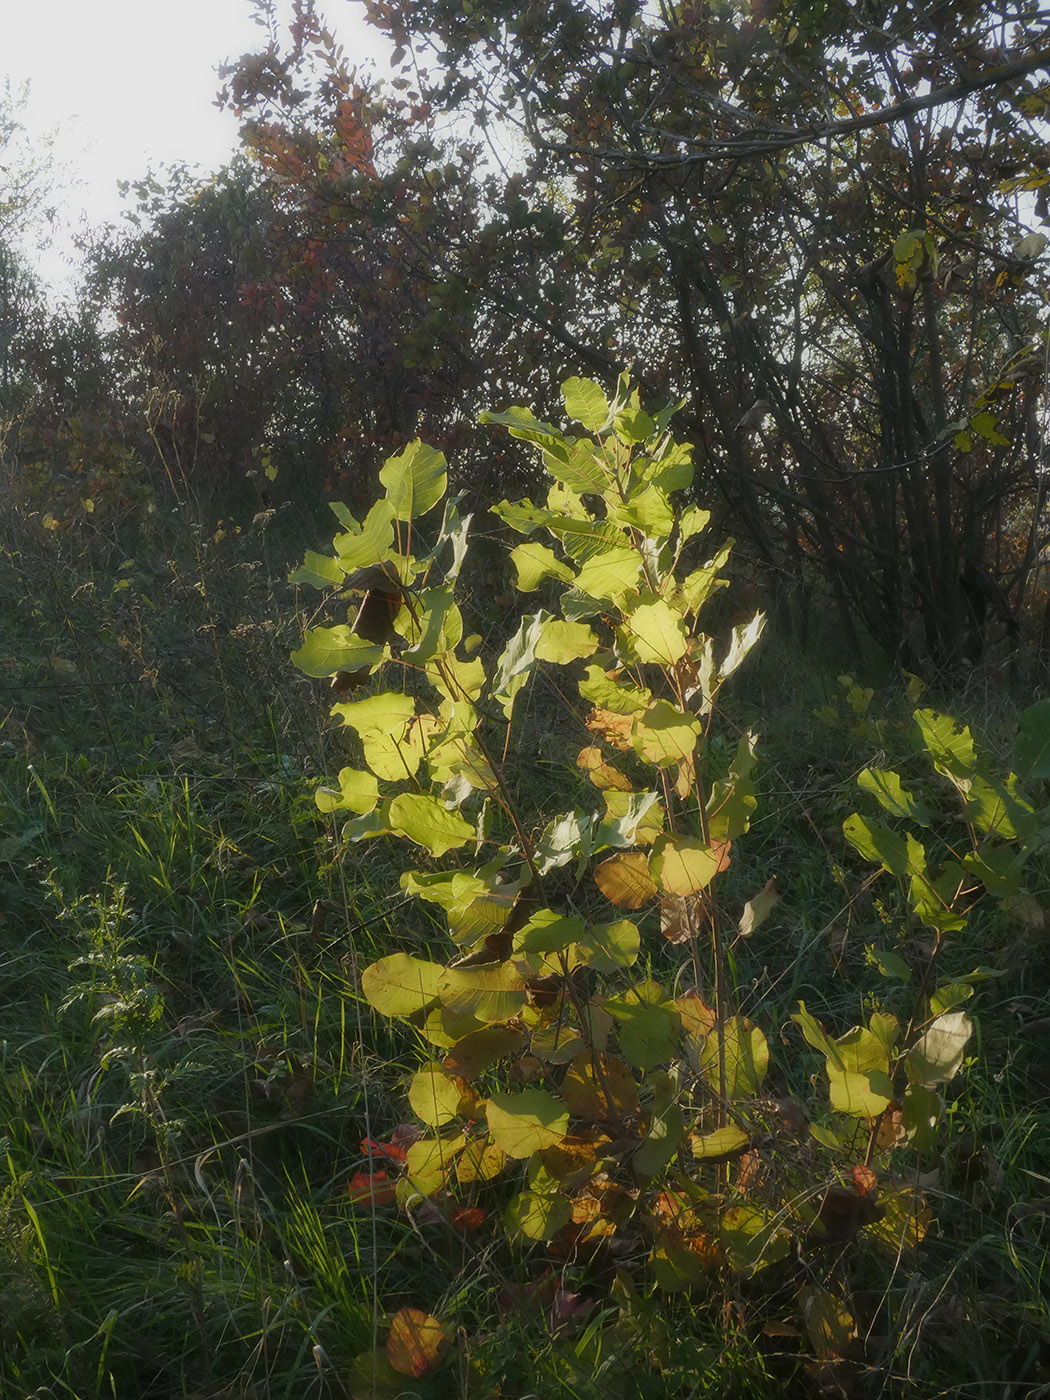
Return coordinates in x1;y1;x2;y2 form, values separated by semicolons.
486;1089;570;1157
386;1308;450;1378
362;953;444;1018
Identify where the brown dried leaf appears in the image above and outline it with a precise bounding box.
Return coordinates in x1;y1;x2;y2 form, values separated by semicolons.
661;893;704;944
586;707;635;751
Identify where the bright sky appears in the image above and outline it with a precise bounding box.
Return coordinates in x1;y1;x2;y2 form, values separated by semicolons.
3;0;385;293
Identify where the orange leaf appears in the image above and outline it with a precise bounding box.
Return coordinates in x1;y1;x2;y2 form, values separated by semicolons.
594;852;658;909
386;1307;450;1378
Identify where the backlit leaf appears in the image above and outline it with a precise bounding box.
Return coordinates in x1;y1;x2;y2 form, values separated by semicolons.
386;1308;450;1377
535;618;600;664
388;794;475;856
650;834;729;896
800;1286;857;1360
621;600;688;665
379;439;447;519
594;852;658;908
632;700;702;767
486;1089;570;1157
690;1124;750;1159
563;375;612;432
362;954;443;1018
905;1011;972;1087
510;541;574;591
738;876;781;937
857;768;931;825
700;1016;768;1099
843;813;909;877
438;962;529;1023
292;626;384;679
505;1189;572;1241
408;1063;471;1127
915;709;976;782
314;767;380;815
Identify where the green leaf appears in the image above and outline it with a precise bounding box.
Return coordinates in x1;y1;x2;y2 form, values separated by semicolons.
681;544;731;612
677;505;710;547
505;1190;572;1241
1013;698;1050;779
535;618;600;664
800;1286;857;1362
552;441;617;494
379;440;447;519
332;692;416;734
574;547;642;603
361;954;444;1018
857;768;931;825
690;1123;750;1159
620;599;688;665
509;541;575;592
359;719;431;782
708;731;759;841
608;484;674;537
961;845;1027;894
514;908;586;956
563;376;613;432
288;549;346;589
578;664;652;714
633;1074;684;1176
315;767;380;815
333;497;396;571
843;813;910;877
481;407;570;455
700;1017;768;1099
901;1083;940;1152
870;947;911;982
970;410;1010;446
720;1204;790;1276
826;1026;894;1119
906;1011;972;1087
400;586;462;663
791;1002;835;1060
292;626;385;679
929;982;974;1015
650;833;727;896
486;1090;570;1158
576;919;640;972
388;794;475;856
408;1063;469;1127
605;987;680;1070
437;963;529;1023
915;709;976;783
633;701;702;767
963;773;1035;840
493;611;547;716
401;1132;467;1199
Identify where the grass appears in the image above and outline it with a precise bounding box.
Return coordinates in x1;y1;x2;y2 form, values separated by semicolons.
2;479;1050;1400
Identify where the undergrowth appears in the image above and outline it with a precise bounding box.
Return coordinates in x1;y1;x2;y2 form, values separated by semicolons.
1;393;1049;1400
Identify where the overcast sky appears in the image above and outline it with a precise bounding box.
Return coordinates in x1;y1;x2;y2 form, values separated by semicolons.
3;0;384;292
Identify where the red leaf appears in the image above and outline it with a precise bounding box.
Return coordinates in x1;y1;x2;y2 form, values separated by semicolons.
348;1170;397;1205
448;1205;486;1232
